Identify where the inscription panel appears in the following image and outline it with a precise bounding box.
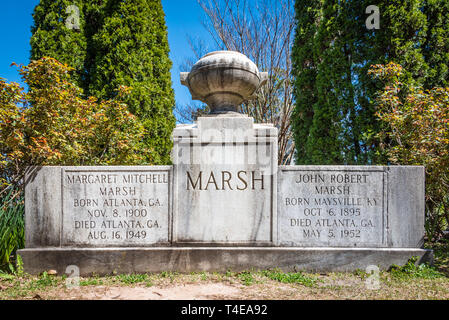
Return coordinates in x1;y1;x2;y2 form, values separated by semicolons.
62;167;171;246
278;167;387;247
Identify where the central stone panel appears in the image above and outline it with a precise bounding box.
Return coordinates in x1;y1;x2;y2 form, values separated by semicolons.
172;117;277;245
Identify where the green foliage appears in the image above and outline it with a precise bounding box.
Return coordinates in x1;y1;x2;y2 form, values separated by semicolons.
291;0;323;165
0;187;24;271
369;62;449;241
80;277;103;286
0;57;152;193
30;0;175;164
422;0;449;89
427;241;449;274
0;57;154;267
261;269;318;287
389;257;444;280
292;0;449;165
31;0;87;88
117;273;149;285
15;254;24;277
159;271;178;283
237;271;255;286
0;272;16;281
31;272;59;289
89;0;175;164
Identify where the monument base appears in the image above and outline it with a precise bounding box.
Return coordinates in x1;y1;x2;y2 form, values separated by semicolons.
18;247;433;276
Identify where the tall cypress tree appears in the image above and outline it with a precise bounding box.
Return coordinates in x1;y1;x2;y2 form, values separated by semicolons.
291;0;321;164
304;0;349;165
30;0;176;165
422;0;449;88
30;0;87;88
355;0;428;164
88;0;175;165
292;0;436;165
292;0;363;165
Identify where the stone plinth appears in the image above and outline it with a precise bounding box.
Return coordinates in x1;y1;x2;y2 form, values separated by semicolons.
172;116;278;245
18;247;433;276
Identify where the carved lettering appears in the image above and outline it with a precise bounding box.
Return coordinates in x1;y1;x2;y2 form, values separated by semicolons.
63;170;169;246
280;170;385;246
186;170;264;191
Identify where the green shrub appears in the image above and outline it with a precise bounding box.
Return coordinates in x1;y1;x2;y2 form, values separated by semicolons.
0;187;24;272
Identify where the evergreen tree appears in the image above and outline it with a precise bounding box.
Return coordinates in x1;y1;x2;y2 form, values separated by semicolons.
304;0;349;165
30;0;176;165
292;0;363;165
88;0;175;165
422;0;449;88
291;0;320;164
30;0;87;88
355;0;428;164
292;0;442;165
83;0;107;93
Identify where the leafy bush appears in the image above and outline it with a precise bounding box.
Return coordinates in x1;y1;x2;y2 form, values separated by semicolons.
0;57;153;195
369;62;449;241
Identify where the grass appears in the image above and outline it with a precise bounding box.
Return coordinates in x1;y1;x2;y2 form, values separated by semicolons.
389;257;444;280
261;269;318;287
0;264;449;300
79;277;104;286
116;273;150;285
237;271;256;286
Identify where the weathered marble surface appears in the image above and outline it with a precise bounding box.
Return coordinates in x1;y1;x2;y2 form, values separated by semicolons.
278;166;425;248
25;166;172;247
18;247;433;275
172;116;278;245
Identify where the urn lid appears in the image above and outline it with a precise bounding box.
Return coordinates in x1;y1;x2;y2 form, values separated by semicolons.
189;51;260;78
180;50;268;116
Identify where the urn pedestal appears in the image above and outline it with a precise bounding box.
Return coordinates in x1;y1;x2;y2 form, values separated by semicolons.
172;117;278;245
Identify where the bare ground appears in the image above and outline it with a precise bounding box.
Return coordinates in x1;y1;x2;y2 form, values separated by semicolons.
1;271;449;300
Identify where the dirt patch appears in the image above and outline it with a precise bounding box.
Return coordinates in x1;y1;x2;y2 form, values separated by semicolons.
2;271;449;300
45;283;242;300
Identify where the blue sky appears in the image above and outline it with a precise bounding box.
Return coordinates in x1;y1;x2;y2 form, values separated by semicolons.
0;0;213;106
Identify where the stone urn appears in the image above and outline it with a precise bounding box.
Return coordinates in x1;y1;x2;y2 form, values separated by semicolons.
180;51;268;116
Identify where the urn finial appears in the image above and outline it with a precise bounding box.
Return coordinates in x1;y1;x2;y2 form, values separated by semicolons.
180;51;268;116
